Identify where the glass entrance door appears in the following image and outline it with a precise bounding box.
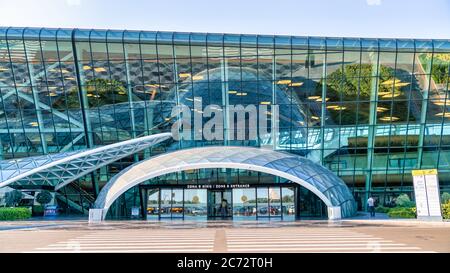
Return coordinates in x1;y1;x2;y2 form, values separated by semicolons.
207;190;232;219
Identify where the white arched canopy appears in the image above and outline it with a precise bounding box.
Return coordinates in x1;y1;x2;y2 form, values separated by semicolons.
92;146;356;221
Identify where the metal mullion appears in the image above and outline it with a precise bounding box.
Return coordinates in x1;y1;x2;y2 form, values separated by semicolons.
353;43;364;193
155;32;165;138
71;29;93;149
5;31;30;156
336;43;346;177
88;33;105;145
319;44;327;165
105;32;120;142
54;30;75;152
383;49;398;194
188;34;197;145
137;31;151;140
365;43;380;206
171;35;182;150
23;33;48;154
400;49;417;191
36;30;59;153
435;59;450;171
0;85;13;159
122;32;138;163
417;44;434;169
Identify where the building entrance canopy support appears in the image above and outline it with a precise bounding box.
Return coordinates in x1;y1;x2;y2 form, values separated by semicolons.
91;146;357;221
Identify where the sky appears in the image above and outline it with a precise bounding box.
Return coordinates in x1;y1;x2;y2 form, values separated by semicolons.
0;0;449;39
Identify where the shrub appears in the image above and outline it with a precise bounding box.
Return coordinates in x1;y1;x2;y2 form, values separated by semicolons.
375;206;390;213
32;205;44;217
0;207;32;220
36;190;53;206
442;202;450;220
387;207;416;218
395;194;415;208
441;192;450;204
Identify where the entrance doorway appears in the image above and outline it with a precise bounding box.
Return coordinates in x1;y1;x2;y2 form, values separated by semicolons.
207;190;232;219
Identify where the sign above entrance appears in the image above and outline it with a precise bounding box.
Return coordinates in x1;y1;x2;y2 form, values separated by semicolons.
411;169;442;221
186;184;250;190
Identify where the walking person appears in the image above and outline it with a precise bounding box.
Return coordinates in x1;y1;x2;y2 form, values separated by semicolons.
367;196;375;217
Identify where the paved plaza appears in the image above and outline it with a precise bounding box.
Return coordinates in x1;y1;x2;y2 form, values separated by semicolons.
0;219;448;253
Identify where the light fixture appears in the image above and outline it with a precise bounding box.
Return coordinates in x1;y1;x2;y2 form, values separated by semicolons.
29;121;39;127
288;82;303;87
60;69;70;74
145;84;159;88
192;75;203;81
236;92;247;96
433;100;450;106
179;73;191;78
381;79;395;85
47;92;57;97
316;97;329;102
381;92;401;98
379;116;399;121
311;116;320;120
435;112;450;118
228;90;237;94
118;91;126;95
260;101;271;105
376;107;389;112
307;96;321;100
65;77;76;81
277;79;292;85
0;67;8;71
394;82;410;87
86;93;93;97
82;65;91;70
328;106;346;110
94;67;106;73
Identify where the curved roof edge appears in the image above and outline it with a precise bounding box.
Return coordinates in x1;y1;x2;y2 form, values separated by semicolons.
1;27;449;51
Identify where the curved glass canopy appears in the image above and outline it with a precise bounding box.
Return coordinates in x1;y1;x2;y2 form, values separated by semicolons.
95;146;357;219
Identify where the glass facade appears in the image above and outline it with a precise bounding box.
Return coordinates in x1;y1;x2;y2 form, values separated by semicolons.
137;169;323;221
1;27;449;217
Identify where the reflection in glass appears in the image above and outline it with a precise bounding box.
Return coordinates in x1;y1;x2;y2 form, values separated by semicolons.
232;188;257;220
282;187;296;220
184;189;207;219
146;189;159;219
257;187;269;217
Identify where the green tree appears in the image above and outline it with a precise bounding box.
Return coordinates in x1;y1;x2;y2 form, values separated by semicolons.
441;192;450;204
5;190;23;207
316;64;410;124
395;194;415;208
35;190;53;207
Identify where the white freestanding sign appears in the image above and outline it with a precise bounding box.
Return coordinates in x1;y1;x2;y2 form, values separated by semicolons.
412;169;442;221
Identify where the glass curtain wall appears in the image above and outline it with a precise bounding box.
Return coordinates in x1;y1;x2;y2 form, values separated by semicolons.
0;28;449;213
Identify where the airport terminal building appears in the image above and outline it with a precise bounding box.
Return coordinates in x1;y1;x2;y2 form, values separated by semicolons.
0;27;449;221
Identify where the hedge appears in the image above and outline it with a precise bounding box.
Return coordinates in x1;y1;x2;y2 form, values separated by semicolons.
387;207;416;219
0;207;32;220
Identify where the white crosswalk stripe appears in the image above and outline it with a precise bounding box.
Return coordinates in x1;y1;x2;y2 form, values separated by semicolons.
27;230;216;253
225;229;433;253
26;228;434;253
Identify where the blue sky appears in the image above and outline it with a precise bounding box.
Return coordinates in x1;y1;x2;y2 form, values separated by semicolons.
0;0;449;39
